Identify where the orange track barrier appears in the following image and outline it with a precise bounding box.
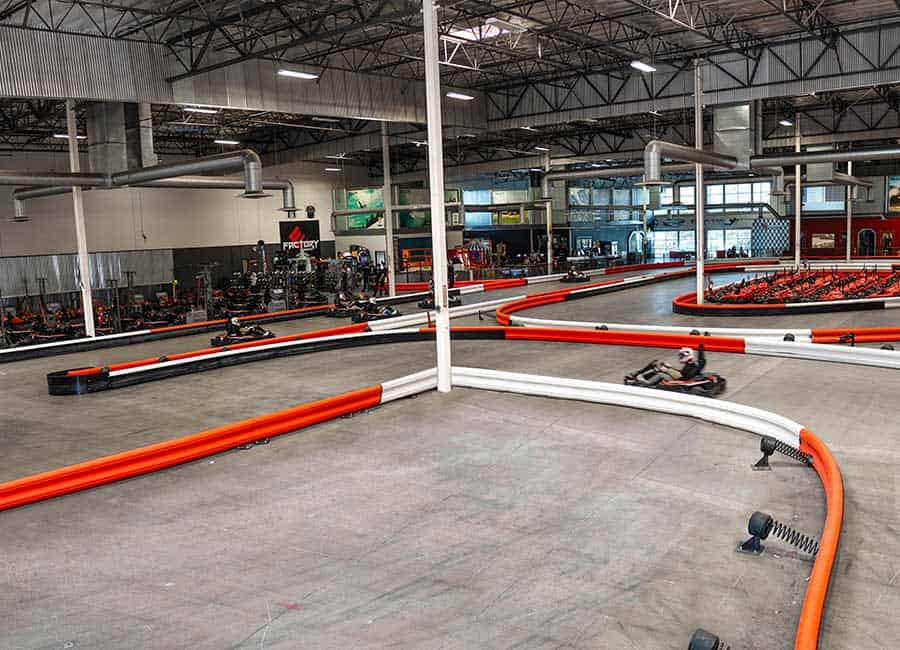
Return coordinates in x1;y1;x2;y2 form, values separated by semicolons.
66;323;370;377
811;327;900;343
797;428;844;650
147;304;332;334
0;384;383;512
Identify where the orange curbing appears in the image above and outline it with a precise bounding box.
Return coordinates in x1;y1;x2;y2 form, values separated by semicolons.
0;385;383;512
795;427;844;650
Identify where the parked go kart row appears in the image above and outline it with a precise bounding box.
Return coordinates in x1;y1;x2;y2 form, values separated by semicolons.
706;268;900;304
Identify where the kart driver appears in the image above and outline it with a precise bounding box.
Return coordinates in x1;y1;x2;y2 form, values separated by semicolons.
650;344;706;383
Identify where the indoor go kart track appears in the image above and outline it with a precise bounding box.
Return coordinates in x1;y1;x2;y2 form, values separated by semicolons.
0;271;896;649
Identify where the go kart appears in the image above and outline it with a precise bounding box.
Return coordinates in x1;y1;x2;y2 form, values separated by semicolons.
418;293;462;309
210;324;275;347
624;361;727;397
351;303;401;323
560;269;589;283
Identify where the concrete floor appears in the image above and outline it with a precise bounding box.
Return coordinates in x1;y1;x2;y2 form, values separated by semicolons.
2;273;899;649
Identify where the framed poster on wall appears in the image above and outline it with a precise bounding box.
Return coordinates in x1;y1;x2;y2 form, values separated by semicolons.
888;176;900;213
811;233;835;249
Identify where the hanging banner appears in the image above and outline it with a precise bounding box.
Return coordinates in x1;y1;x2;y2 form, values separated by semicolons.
280;221;320;257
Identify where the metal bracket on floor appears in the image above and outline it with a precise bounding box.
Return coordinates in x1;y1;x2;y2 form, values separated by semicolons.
738;511;819;557
752;435;812;470
689;628;730;650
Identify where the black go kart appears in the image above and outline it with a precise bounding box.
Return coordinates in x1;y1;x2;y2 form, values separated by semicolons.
351;300;402;323
560;268;589;283
210;324;276;347
624;361;727;397
418;293;462;309
328;293;367;318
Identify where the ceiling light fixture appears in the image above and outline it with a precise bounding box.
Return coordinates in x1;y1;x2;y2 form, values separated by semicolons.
520;126;537;132
214;139;240;145
184;106;219;114
534;146;550;152
52;134;87;140
277;69;319;80
630;60;656;73
311;116;341;123
326;154;349;159
325;167;342;172
446;91;474;101
779;119;794;127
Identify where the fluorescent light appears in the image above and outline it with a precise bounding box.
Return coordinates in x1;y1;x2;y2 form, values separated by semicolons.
325;167;342;172
534;146;550;152
649;109;661;116
779;119;793;127
413;140;428;147
326;154;349;159
278;69;319;80
184;106;219;114
630;60;656;73
446;91;475;101
529;168;544;172
520;126;537;132
52;134;87;140
312;116;341;123
214;139;239;145
349;115;383;121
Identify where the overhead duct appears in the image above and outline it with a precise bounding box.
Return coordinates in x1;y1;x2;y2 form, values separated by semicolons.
13;175;296;217
714;104;753;168
4;149;268;220
642;141;741;186
750;146;900;168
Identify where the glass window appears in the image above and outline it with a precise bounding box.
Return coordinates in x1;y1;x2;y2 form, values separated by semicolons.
464;212;492;227
679;230;695;253
724;183;752;204
632;188;646;206
660;186;673;205
802;186;845;211
680;186;695;205
707;230;725;257
649;231;680;259
462;189;491;205
568;187;592;206
707;184;724;204
593;188;611;205
753;182;771;205
725;229;752;254
613;188;631;207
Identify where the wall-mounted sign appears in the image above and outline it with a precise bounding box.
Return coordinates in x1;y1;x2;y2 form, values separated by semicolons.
811;233;835;249
889;176;900;213
280;221;320;257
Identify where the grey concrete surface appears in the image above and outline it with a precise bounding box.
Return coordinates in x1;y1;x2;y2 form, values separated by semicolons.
1;270;898;649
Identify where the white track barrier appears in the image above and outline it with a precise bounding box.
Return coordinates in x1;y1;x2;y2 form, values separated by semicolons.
451;366;803;448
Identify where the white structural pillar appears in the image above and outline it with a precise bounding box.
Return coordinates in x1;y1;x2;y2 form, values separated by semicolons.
846;160;853;261
694;60;706;304
544;149;553;274
422;0;451;392
795;116;802;268
67;99;96;338
381;121;397;296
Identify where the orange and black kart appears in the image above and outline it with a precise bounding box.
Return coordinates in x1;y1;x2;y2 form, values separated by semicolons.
625;362;727;397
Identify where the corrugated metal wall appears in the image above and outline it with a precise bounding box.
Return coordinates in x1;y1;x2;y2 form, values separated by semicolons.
0;249;173;298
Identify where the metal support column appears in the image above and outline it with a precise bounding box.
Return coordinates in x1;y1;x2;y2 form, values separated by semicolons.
795;117;802;268
544;149;553;274
422;0;451;392
846;160;853;261
694;60;705;304
381;122;397;296
67;100;96;338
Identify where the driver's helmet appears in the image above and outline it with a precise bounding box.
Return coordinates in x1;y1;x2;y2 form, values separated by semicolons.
230;317;240;327
368;297;377;305
678;347;695;364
